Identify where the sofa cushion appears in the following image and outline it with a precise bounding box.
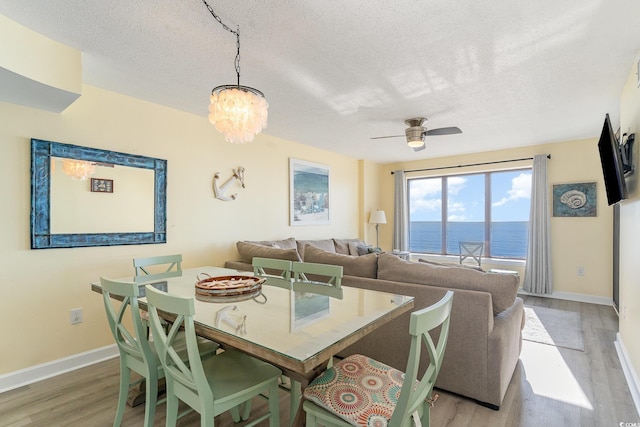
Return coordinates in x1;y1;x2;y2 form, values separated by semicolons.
297;239;336;260
303;245;378;279
246;237;297;249
236;241;301;264
333;238;364;255
378;253;518;315
418;258;484;272
303;354;406;427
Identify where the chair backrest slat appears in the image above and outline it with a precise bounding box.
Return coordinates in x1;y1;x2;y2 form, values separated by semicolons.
133;254;183;283
459;241;484;266
100;277;155;365
145;286;213;402
291;261;343;299
252;257;293;289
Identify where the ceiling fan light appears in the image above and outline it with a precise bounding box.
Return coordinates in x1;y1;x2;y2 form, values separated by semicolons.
405;126;425;148
407;138;424;148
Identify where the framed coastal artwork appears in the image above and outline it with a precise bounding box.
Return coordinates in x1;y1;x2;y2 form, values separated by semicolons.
552;182;597;217
289;158;330;226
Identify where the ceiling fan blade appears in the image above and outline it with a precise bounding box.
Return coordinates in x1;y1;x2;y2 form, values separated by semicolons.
425;126;462;136
370;135;405;140
413;144;426;152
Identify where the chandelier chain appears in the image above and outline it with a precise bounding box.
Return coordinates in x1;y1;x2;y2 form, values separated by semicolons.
202;0;241;85
235;30;240;86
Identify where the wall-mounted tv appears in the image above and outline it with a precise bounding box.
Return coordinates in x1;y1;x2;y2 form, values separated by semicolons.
597;113;628;205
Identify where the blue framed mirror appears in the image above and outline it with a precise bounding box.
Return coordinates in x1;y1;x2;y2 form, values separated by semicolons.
31;139;167;249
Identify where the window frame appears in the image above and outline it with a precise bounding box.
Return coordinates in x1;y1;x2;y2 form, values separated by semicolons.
407;167;532;260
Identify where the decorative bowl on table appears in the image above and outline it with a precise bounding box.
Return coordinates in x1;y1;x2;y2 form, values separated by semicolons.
194;275;265;303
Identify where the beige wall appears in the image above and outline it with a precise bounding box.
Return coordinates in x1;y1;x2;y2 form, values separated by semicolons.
0;14;81;95
0;85;362;374
359;160;385;245
618;51;640;392
379;139;614;298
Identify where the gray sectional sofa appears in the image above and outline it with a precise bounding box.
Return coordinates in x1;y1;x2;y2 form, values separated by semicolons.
224;238;524;409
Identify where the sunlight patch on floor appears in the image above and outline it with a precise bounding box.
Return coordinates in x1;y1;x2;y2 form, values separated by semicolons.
521;340;593;410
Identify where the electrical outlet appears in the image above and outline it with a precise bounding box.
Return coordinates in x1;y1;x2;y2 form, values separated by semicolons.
577;266;585;276
70;308;83;325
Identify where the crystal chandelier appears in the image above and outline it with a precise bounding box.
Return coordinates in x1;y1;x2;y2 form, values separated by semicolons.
62;159;96;181
203;0;268;144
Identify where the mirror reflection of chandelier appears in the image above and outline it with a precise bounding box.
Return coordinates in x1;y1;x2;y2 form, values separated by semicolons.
62;159;96;181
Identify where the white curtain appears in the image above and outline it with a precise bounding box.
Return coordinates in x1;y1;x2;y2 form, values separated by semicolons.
523;154;553;294
393;170;408;251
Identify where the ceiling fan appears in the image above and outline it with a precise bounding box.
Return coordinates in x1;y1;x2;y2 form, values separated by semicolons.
371;117;462;151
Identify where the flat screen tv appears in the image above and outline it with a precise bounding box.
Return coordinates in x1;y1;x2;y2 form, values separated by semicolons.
598;113;628;205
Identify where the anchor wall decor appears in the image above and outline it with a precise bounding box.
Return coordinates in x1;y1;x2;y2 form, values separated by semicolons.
213;166;245;201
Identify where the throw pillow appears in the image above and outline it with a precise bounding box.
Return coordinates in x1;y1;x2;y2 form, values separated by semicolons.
348;241;372;256
347;241;359;256
303;245;378;279
333;238;364;255
297;239;336;260
236;241;301;264
378;253;518;315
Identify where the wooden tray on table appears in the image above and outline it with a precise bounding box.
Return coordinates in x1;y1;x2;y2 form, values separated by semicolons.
195;275;265;303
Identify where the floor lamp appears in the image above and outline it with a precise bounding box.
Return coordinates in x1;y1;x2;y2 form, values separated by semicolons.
369;210;387;250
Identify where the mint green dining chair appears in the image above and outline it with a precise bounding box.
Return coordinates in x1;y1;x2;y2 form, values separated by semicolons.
291;261;343;299
100;277;218;427
253;257;293;289
302;290;454;427
133;254;183;335
133;254;182;283
145;285;282;427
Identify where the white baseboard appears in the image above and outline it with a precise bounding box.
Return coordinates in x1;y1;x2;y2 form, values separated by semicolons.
0;344;119;394
518;289;612;306
615;333;640;419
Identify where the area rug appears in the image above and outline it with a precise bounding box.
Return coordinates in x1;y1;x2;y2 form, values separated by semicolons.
522;306;585;351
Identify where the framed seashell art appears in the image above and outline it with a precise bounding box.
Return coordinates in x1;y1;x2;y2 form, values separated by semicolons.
552;182;597;217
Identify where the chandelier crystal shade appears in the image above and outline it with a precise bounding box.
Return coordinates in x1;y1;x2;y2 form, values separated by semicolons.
209;85;268;144
203;0;268;144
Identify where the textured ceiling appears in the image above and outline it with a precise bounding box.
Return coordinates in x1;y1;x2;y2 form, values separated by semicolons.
1;0;639;163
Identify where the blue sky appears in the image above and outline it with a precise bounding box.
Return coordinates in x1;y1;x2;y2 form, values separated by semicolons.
409;170;532;222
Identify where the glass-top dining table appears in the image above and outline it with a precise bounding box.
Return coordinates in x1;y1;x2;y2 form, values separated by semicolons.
91;266;414;425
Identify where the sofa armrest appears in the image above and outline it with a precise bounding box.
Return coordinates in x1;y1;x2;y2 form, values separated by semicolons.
338;276;494;399
485;296;525;407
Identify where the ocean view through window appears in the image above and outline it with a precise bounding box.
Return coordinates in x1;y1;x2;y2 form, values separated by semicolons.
408;169;532;259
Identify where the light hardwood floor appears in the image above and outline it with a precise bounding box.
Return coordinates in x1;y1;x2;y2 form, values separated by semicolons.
1;297;638;426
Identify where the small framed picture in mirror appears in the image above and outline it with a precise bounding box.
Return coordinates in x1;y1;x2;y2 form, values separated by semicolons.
91;178;114;193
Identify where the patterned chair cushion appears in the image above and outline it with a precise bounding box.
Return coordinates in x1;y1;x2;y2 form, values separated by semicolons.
303;354;413;426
